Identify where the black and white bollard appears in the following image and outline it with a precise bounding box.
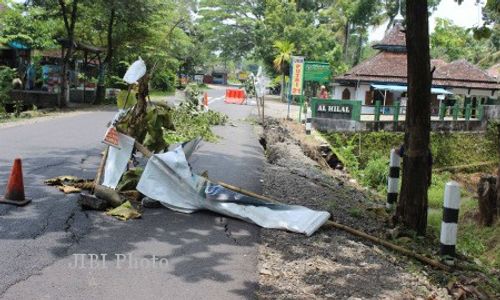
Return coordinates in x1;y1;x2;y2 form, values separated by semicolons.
305;111;312;135
386;149;401;209
440;181;461;257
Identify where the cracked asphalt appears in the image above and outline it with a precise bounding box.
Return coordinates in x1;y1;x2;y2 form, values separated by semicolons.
0;86;263;299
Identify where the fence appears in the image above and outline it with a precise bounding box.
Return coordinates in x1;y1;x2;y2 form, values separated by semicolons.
360;101;484;122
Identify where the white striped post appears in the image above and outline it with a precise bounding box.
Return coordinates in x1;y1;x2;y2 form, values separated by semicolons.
440;181;461;257
305;110;312;135
386;149;401;209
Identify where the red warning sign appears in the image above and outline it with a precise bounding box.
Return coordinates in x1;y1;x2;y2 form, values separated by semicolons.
103;127;120;148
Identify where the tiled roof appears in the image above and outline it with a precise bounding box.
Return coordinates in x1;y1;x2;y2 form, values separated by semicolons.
433;59;494;82
336;24;499;90
372;23;406;51
336;53;499;90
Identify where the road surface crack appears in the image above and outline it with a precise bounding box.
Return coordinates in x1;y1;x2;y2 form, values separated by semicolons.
224;223;239;245
29;160;67;172
64;209;80;245
31;209;54;240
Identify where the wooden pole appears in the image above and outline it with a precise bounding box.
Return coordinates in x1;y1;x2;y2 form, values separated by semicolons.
215;180;451;272
93;146;109;190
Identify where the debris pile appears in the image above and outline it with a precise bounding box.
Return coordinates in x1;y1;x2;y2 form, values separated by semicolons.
45;59;331;234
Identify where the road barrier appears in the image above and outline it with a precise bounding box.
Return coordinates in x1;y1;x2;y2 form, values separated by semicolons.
224;89;246;105
0;158;31;206
440;181;461;257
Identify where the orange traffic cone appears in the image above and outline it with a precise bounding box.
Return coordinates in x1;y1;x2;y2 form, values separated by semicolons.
203;92;208;107
0;158;31;206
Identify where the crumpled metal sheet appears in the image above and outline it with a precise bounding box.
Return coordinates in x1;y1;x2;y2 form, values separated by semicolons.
203;183;330;236
137;147;206;214
136;146;331;236
102;132;135;189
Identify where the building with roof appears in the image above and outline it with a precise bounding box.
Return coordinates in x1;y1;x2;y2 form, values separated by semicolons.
333;15;499;113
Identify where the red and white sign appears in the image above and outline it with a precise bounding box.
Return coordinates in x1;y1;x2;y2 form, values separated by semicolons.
103;127;121;149
291;56;305;96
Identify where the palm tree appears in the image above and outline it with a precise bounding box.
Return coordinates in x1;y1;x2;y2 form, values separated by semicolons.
273;40;295;102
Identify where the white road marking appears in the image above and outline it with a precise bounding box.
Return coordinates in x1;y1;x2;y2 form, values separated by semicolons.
208;96;225;104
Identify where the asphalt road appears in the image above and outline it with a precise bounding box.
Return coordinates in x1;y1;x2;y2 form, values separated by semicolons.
0;85;263;299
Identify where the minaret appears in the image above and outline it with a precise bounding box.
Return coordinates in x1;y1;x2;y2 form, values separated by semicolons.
372;0;407;52
394;0;404;24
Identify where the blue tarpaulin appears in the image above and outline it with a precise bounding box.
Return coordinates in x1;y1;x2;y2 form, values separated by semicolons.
371;84;453;95
7;41;30;50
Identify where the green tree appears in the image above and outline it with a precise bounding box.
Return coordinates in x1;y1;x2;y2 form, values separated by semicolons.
0;1;58;49
273;40;295;101
198;0;264;63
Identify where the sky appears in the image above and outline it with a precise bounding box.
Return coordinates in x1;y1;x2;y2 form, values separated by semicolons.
369;0;485;41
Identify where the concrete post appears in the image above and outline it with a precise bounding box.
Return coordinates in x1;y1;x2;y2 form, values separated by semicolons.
375;100;381;122
439;103;446;120
393;101;400;123
386;149;401;209
465;103;472;121
305;110;312;135
477;104;484;121
440;181;461;257
453;102;459;121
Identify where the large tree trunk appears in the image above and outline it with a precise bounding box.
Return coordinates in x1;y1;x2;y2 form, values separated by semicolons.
58;0;78;107
343;21;350;58
478;175;499;226
96;1;115;104
396;0;432;235
280;62;286;102
496;123;500;219
60;54;70;108
353;29;364;66
497;165;500;220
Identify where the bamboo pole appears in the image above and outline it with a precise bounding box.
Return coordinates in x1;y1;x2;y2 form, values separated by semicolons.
215;180;451;272
434;161;497;173
132;140;451;272
93;146;109;189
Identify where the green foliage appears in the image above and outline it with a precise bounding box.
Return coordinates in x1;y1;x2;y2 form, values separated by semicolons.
326;133;359;174
0;2;58;49
324;131;498;170
151;69;176;92
116;168;144;191
324;130;500;268
116;90;137;109
427;172;451;209
430;18;498;68
348;207;363;218
0;66;16;111
106;75;128;90
163;103;228;145
244;76;256;98
184;83;202;106
361;156;389;192
273;41;295;73
142;105;175;153
458;218;500;268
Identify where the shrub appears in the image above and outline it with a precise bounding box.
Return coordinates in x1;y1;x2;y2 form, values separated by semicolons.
361;156;389;192
0;66;16;110
151;69;176;92
184;83;201;106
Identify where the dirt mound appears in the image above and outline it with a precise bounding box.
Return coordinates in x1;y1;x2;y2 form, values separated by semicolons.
257;118;450;299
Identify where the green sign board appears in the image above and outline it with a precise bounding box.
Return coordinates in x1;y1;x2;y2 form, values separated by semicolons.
304;61;331;83
311;98;361;121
